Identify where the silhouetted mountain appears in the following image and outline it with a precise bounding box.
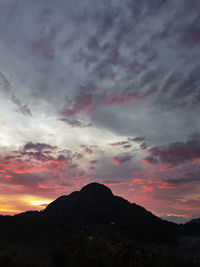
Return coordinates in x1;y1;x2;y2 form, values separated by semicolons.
186;218;200;224
0;183;200;267
182;217;200;235
0;183;178;245
43;183;178;243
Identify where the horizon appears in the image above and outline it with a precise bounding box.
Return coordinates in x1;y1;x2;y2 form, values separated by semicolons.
0;182;196;224
0;0;200;224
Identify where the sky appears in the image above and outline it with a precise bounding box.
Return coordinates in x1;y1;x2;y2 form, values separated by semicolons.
0;0;200;223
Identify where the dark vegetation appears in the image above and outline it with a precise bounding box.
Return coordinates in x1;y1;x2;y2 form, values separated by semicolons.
0;183;200;267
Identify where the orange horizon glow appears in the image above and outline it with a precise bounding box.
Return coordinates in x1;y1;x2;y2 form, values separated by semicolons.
0;195;54;216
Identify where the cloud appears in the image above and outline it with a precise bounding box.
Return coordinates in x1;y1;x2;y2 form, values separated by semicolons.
0;0;199;146
143;137;200;166
187;29;200;44
105;92;141;106
60;93;94;117
11;94;32;116
103;180;128;186
110;153;132;166
143;185;154;192
0;72;11;93
23;142;57;152
181;199;200;210
90;160;97;164
129;137;145;143
60;117;92;128
0;141;91;193
140;143;148;150
17;105;32;116
158;181;188;190
143;155;159;164
0;73;32;116
109;141;129;146
0;0;200;222
109;140;135;150
84;147;93;155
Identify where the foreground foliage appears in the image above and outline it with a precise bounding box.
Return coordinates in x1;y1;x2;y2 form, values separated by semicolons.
0;232;199;267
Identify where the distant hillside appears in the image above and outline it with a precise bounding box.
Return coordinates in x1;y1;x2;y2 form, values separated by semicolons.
186;218;200;224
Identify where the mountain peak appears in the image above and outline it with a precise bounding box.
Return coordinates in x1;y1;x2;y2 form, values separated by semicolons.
44;183;114;215
80;182;113;196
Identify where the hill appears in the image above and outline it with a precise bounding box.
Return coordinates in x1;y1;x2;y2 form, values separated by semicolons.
43;182;177;243
0;183;199;267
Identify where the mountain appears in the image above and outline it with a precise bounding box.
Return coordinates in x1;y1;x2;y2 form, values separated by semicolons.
0;183;178;245
0;183;199;267
186;218;200;224
43;183;178;243
183;217;200;235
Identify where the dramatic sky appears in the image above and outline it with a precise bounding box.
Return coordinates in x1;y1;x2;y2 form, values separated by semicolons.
0;0;200;223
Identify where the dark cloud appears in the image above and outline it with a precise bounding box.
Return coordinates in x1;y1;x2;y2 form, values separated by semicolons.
57;154;65;161
7;172;46;188
17;105;32;116
109;141;129;146
144;155;159;164
71;152;83;160
0;72;11;93
163;171;200;187
143;137;200;166
129;137;145;143
140;142;148;150
60;117;92;128
123;144;132;149
24;142;56;152
60;93;94;117
110;153;132;166
11;94;32;116
0;74;32;116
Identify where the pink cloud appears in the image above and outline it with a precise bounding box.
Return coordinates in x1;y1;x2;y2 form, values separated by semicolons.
143;185;154;192
180;199;200;210
131;178;144;185
103;181;128;186
142;139;200;166
105;92;141;106
110;154;132;166
105;89;157;107
84;147;93;155
110;157;121;166
60;94;94;117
